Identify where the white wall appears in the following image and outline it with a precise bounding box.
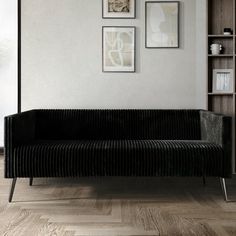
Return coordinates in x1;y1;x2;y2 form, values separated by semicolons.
196;0;207;108
0;0;18;147
21;0;207;110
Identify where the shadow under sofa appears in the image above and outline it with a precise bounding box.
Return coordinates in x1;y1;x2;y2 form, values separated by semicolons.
4;109;232;202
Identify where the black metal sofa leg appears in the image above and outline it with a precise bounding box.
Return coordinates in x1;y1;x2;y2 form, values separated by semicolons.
9;178;17;203
29;178;33;186
220;178;229;202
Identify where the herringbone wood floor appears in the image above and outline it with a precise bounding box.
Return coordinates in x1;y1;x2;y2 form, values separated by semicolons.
0;156;236;236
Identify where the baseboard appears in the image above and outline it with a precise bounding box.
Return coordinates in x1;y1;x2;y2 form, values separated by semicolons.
0;147;3;155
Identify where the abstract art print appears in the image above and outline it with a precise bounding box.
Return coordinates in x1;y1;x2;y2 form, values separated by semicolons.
108;0;130;12
146;1;179;48
213;69;233;94
102;27;136;72
103;0;136;18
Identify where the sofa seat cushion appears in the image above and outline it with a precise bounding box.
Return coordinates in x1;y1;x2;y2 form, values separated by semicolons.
13;140;223;177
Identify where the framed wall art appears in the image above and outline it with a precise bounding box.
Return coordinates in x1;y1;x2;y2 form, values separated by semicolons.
102;0;136;19
102;26;136;73
145;1;179;48
212;69;233;94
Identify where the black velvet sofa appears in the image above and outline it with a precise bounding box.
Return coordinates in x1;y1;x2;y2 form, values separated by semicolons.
5;109;232;202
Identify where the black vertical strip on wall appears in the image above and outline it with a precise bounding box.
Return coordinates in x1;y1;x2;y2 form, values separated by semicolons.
18;0;21;113
0;1;21;150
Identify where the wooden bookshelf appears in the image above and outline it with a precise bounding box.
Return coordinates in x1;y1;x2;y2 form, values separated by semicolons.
207;0;236;173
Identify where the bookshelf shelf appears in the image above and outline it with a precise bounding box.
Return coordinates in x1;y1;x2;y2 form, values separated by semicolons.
208;93;234;96
208;34;234;38
208;54;234;57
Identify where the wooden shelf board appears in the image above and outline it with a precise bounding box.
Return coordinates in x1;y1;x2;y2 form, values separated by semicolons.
208;54;234;57
208;92;234;96
208;34;234;38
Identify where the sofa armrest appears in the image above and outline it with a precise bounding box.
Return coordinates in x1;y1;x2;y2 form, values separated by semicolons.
4;110;36;178
200;110;232;177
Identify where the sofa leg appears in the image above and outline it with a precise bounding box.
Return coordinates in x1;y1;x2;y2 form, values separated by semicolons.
29;178;33;186
9;178;17;203
220;178;229;202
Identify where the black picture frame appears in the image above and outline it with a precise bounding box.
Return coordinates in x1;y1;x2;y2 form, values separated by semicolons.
145;1;180;49
102;26;136;73
102;0;136;19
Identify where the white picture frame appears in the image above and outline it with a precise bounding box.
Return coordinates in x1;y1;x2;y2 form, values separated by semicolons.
145;1;179;48
102;26;136;73
213;69;234;93
102;0;136;19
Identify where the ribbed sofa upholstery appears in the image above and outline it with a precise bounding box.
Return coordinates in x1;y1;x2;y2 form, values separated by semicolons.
5;109;232;179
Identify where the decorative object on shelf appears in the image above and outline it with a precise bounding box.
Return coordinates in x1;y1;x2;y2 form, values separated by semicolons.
210;43;223;55
102;26;136;73
212;69;233;93
102;0;136;19
145;1;179;48
224;28;232;35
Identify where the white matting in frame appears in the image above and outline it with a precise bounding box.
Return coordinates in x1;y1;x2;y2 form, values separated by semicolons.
103;26;136;73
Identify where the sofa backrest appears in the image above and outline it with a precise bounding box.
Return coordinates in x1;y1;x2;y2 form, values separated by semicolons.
35;110;201;140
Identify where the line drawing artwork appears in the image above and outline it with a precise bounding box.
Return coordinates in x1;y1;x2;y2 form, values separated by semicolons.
105;31;132;67
107;32;125;66
103;27;135;72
